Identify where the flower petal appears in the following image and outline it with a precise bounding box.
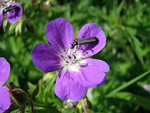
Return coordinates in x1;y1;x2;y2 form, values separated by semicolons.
0;57;10;87
0;86;11;112
0;11;3;27
45;18;74;50
76;58;109;87
4;2;22;23
77;23;106;58
54;69;87;101
31;43;63;72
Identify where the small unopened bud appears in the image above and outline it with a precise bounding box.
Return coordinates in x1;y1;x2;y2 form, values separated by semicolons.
9;88;28;106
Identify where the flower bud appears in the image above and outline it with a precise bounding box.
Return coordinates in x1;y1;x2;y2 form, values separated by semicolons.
10;88;28;106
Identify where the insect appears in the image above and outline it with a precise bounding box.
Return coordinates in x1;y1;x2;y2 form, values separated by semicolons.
71;37;98;49
0;0;15;13
3;6;17;13
0;0;10;4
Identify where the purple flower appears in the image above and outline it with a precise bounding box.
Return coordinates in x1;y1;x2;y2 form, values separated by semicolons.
143;84;150;92
0;11;3;26
31;18;109;101
0;57;11;112
0;2;22;26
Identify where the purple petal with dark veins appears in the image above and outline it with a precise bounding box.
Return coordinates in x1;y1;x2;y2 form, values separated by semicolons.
54;69;88;101
0;86;10;112
45;18;74;50
0;57;10;87
76;58;109;87
31;43;63;72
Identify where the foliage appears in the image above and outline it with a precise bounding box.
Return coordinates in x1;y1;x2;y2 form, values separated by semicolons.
0;0;150;112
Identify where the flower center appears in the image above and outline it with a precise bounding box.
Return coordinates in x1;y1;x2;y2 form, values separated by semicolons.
60;46;87;72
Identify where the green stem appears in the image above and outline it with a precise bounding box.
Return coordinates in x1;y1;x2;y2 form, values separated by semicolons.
17;106;25;113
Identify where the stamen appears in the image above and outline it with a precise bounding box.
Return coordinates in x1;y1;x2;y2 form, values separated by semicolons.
79;60;87;67
68;56;71;59
66;61;69;63
61;46;84;67
72;54;76;59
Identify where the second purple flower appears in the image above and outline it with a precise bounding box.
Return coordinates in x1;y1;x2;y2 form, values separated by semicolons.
31;18;109;101
0;1;22;26
0;57;11;112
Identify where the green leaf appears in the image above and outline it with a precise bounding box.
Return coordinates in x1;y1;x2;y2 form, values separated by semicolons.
106;70;150;97
125;27;144;65
113;92;150;110
27;82;37;95
3;19;8;31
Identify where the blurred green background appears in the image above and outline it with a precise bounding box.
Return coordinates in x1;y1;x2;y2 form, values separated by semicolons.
0;0;150;113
